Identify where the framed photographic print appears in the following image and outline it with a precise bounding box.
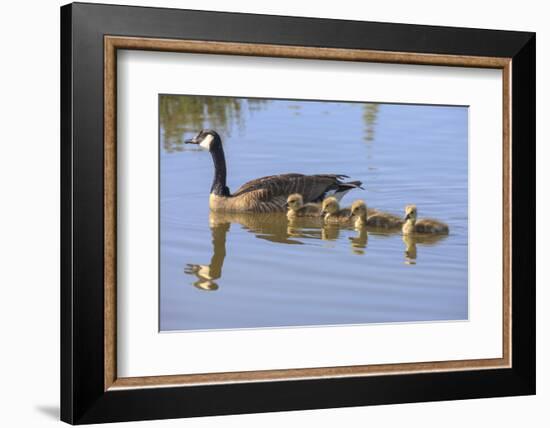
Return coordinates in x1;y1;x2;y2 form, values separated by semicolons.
60;2;535;424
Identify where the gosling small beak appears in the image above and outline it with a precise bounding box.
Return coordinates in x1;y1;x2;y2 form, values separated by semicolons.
404;214;410;221
284;202;289;209
320;210;326;216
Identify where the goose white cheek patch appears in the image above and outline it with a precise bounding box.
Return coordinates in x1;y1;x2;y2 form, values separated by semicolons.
199;134;214;150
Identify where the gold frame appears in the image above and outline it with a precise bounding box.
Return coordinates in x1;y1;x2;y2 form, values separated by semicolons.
104;36;512;391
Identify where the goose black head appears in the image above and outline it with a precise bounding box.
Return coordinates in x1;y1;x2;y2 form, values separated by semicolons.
185;129;222;151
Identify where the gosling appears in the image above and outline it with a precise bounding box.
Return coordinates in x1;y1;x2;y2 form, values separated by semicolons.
286;193;321;220
402;205;449;235
321;197;353;224
351;200;402;229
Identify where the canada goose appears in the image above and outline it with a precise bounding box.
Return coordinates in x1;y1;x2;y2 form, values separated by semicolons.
402;205;449;235
320;197;353;224
286;193;322;220
351;200;402;229
185;130;363;212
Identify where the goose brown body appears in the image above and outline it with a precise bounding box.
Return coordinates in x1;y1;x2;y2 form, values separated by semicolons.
185;130;363;213
209;173;360;213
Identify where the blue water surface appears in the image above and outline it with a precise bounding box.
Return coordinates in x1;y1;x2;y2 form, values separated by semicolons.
159;96;468;331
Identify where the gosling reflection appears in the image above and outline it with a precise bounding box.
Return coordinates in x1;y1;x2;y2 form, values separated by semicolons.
184;221;229;290
321;224;342;241
287;215;324;240
349;227;368;254
288;222;348;243
402;233;448;265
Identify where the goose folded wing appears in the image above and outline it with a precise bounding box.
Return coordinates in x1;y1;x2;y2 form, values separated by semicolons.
232;173;349;204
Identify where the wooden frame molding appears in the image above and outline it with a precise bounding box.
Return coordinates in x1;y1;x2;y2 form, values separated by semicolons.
104;35;512;391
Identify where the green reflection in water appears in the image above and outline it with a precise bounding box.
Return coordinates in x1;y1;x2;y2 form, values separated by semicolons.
363;103;379;142
160;95;268;153
160;95;380;153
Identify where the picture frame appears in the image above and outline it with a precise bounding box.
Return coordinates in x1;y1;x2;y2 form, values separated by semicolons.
60;2;535;424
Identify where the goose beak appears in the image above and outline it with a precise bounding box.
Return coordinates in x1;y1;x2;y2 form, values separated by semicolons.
320;210;326;216
404;214;410;221
185;132;214;150
185;130;203;144
184;136;199;144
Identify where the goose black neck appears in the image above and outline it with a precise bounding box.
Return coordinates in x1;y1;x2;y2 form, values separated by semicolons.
209;138;230;196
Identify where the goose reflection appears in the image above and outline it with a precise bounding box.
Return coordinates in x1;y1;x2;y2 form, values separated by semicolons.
184;221;229;290
212;211;314;245
402;233;448;265
185;211;327;291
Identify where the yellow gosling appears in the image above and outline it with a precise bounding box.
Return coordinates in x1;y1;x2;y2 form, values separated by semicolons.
321;197;353;225
286;193;321;220
351;200;402;229
402;205;449;235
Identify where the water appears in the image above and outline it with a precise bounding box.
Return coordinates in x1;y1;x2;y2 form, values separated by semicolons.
160;95;468;331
